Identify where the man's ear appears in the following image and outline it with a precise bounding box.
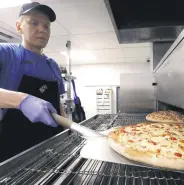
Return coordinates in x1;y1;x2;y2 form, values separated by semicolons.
16;21;23;34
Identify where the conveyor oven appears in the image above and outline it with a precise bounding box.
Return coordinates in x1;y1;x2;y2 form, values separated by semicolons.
1;114;184;185
1;25;184;185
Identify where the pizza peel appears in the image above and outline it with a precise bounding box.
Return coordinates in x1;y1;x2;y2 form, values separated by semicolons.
51;113;184;173
79;128;153;168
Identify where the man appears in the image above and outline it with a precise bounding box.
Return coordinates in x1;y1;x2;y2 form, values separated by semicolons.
0;2;66;162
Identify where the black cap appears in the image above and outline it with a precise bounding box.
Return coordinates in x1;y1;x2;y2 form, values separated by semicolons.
19;2;56;22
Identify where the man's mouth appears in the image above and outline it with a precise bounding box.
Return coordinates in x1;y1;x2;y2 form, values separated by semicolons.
36;37;46;41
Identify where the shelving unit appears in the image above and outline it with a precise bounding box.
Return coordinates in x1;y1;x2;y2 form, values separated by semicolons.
96;88;113;114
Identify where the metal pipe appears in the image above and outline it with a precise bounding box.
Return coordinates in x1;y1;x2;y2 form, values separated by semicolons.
66;40;71;100
66;41;72;119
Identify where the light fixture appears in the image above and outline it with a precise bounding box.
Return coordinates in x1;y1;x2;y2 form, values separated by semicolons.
60;50;96;61
0;0;31;8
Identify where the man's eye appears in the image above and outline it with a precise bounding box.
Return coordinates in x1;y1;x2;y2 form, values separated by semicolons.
31;21;38;26
44;24;50;29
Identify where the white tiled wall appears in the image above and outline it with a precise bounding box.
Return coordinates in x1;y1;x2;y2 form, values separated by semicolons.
71;62;152;119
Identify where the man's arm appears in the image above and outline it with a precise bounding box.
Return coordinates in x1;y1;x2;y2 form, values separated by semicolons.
0;88;59;127
0;88;28;109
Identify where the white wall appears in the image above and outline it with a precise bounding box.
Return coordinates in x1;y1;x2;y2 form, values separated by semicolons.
71;62;152;119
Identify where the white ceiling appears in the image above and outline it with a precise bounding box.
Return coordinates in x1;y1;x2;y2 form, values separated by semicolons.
0;0;152;66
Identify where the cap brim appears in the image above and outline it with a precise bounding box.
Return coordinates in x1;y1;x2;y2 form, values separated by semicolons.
21;4;56;22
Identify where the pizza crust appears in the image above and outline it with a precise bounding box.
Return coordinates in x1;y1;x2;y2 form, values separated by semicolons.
107;137;184;170
146;116;184;124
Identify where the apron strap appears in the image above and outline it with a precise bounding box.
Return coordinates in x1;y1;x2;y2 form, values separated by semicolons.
71;80;79;104
15;44;25;89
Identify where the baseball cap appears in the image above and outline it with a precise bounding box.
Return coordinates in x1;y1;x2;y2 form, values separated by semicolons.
19;2;56;22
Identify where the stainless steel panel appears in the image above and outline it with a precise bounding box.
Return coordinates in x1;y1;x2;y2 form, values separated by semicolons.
154;29;184;72
153;42;173;70
104;0;184;43
119;26;184;43
154;29;184;109
120;74;156;113
155;73;184;109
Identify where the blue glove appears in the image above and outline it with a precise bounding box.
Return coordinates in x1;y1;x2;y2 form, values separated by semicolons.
18;95;58;127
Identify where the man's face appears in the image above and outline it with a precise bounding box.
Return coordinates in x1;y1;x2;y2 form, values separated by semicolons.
18;10;51;49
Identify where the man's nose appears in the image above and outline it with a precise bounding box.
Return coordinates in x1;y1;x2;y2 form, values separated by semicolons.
38;24;47;33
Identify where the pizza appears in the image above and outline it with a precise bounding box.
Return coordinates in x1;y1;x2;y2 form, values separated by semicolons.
146;110;184;123
107;122;184;170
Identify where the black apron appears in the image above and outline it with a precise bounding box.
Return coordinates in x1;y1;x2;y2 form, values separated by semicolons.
0;71;63;162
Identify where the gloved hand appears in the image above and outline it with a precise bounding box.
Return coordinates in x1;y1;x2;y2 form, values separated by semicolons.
18;95;58;127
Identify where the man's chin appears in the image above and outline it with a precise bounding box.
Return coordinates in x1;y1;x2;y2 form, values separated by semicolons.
35;43;47;50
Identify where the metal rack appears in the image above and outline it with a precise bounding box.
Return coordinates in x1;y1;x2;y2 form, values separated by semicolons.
0;114;184;185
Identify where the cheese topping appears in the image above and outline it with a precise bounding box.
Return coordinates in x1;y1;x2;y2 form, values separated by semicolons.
109;122;184;159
